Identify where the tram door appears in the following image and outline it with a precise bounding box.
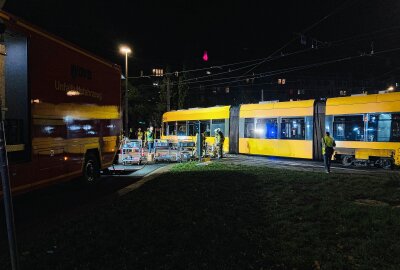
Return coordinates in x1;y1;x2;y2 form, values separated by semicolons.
313;101;326;160
229;106;240;154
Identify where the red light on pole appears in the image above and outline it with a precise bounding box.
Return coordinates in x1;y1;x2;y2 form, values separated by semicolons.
202;51;208;61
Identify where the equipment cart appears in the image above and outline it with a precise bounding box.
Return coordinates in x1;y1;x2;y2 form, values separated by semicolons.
119;139;144;165
177;140;196;162
154;139;179;162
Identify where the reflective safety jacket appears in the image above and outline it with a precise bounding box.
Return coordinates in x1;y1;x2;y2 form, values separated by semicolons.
215;131;225;145
146;130;154;142
137;131;143;140
322;135;335;155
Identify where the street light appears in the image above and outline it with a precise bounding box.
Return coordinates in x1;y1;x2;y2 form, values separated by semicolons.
119;45;132;137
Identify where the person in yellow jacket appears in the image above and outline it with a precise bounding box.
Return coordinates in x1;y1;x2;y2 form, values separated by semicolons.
137;128;144;142
322;131;336;173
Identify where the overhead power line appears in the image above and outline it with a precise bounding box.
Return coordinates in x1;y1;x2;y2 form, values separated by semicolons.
241;0;361;76
191;46;400;89
180;48;314;84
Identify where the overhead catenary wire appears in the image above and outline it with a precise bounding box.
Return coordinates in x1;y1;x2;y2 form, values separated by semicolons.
128;1;357;80
127;55;272;79
150;23;400;86
241;0;361;76
180;48;314;84
330;25;400;45
188;46;400;89
136;44;400;90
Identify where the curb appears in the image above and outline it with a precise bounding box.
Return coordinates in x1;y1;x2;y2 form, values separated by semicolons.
116;164;175;196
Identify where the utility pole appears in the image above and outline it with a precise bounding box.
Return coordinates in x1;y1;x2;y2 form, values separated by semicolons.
0;15;20;270
261;89;264;102
166;76;171;111
124;52;129;136
119;46;131;137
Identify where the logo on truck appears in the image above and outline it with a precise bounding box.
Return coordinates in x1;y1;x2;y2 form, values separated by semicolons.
54;80;102;100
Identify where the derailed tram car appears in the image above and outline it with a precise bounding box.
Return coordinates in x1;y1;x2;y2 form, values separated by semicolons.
233;99;325;160
325;92;400;169
161;106;230;153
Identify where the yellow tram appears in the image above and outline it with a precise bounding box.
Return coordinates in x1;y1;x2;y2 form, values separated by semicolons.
238;100;316;159
326;92;400;168
161;106;230;153
161;91;400;168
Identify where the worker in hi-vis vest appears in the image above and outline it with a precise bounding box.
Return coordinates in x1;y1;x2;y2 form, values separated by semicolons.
322;131;336;173
137;128;144;141
146;126;155;153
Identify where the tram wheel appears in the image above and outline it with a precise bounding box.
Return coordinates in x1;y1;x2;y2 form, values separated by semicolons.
380;158;393;170
342;155;353;167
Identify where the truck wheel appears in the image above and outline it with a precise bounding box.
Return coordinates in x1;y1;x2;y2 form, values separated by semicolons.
83;152;100;183
342;155;353;167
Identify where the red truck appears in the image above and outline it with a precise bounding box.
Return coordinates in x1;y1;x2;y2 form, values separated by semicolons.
0;11;122;195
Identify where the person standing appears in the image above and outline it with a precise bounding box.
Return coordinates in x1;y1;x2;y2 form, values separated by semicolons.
215;128;225;159
137;128;143;141
322;131;336;173
147;126;155;153
144;127;149;147
195;131;205;157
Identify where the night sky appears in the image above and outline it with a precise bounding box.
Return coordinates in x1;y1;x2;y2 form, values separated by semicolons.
4;0;400;78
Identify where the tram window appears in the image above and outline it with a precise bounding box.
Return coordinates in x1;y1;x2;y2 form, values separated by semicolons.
167;122;176;136
255;118;266;138
266;119;278;139
367;114;391;142
177;121;187;136
325;116;334;134
333;115;364;141
211;119;225;136
162;122;167;136
305;116;313;140
188;121;198;136
255;118;278;139
244;118;255;138
280;118;305;140
200;120;211;137
392;114;400;142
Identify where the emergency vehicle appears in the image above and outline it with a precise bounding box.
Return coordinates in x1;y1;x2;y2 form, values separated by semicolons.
0;11;122;195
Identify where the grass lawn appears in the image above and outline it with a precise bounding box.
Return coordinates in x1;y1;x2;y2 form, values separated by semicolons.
1;162;400;269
